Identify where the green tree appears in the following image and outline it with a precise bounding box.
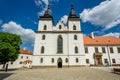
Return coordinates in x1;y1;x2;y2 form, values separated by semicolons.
0;32;22;71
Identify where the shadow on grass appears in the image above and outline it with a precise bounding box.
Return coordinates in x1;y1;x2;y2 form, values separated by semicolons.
0;73;13;80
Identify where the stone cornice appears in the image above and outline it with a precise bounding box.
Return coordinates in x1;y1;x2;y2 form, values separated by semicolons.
35;31;83;33
84;44;120;46
33;54;85;56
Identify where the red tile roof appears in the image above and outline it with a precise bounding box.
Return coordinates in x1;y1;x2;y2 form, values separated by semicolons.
23;60;32;63
20;48;33;55
83;36;120;45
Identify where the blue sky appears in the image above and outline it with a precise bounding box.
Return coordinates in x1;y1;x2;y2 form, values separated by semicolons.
0;0;120;52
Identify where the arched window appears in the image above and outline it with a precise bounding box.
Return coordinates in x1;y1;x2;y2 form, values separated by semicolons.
42;35;45;40
75;46;78;53
41;46;44;53
40;58;43;63
51;58;54;63
76;58;79;63
57;35;63;53
74;35;77;40
44;25;47;30
59;25;62;29
65;58;68;63
73;25;76;30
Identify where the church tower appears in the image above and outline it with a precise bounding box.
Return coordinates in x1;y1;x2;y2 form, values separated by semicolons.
66;4;86;66
38;5;54;31
68;4;81;31
32;5;54;66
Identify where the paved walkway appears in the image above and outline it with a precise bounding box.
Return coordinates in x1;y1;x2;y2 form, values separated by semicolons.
0;67;120;80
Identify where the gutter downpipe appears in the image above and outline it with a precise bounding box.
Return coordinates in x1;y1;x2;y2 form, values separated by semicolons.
106;45;111;66
67;32;69;68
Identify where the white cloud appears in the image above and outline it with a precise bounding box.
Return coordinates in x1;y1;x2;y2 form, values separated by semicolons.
23;47;27;50
35;0;49;16
0;19;3;24
33;21;38;25
80;0;120;30
35;0;42;6
38;7;47;16
103;32;120;38
35;0;59;16
35;0;49;6
35;0;59;7
1;21;35;43
26;17;38;25
60;15;68;25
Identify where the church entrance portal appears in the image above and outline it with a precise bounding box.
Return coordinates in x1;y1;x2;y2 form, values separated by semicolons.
57;58;62;68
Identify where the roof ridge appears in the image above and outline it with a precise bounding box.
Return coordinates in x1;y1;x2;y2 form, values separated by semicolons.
20;48;33;55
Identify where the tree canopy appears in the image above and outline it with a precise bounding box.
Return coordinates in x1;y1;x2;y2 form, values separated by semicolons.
0;32;22;65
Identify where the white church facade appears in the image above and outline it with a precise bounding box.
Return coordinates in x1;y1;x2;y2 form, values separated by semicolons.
33;5;86;67
32;5;120;68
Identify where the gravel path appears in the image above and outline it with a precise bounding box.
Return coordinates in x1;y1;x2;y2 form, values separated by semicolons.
0;67;120;80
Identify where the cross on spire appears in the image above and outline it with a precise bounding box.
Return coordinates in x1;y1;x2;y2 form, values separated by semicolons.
71;3;74;10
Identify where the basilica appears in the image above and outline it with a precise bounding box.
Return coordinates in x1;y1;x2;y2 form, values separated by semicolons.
0;5;120;70
32;5;120;68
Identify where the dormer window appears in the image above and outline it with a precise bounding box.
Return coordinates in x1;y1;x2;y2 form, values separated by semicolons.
73;25;76;30
44;25;47;30
59;25;62;29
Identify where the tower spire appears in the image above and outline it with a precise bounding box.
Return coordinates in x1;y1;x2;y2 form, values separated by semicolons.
48;4;50;9
39;4;54;26
69;4;78;18
43;4;52;17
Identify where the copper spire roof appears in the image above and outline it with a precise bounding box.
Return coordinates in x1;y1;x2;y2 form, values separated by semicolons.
69;4;78;18
69;4;76;17
39;4;54;24
43;5;52;18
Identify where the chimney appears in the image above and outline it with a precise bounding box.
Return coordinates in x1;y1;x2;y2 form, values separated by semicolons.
90;32;94;39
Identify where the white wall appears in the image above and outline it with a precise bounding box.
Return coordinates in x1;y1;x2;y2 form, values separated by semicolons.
85;45;120;65
32;32;86;66
68;20;81;31
0;54;32;69
38;20;53;31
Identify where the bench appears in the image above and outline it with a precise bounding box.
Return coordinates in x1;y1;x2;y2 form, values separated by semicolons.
112;68;120;74
112;64;120;66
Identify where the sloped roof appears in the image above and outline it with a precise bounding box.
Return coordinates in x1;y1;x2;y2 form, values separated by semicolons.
83;36;120;45
20;48;33;55
23;60;32;63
